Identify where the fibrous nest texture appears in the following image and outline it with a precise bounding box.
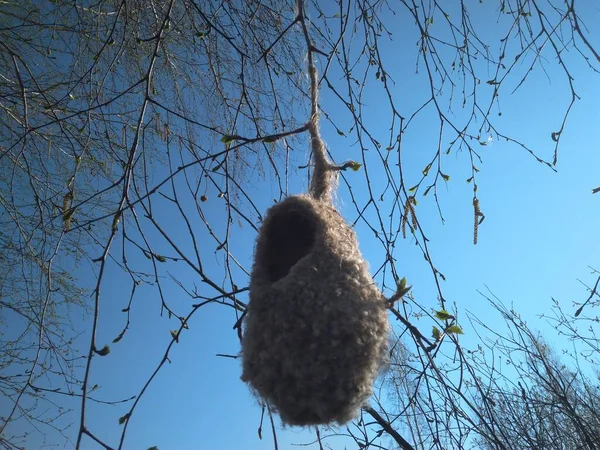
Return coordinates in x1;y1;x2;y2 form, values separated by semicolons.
241;195;390;426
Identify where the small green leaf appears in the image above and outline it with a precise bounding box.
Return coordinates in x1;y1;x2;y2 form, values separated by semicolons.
349;161;362;172
441;173;450;182
398;277;407;291
263;135;278;143
170;330;179;342
95;345;110;356
435;310;454;321
118;413;130;425
446;325;464;335
395;277;411;298
220;134;241;144
337;130;345;136
466;177;473;183
408;185;418;192
112;212;121;232
432;326;441;340
155;254;166;263
422;164;431;176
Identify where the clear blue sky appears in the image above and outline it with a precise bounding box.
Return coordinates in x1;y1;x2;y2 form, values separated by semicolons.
4;2;600;449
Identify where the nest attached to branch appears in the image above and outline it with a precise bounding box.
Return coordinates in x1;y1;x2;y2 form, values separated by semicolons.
241;195;390;426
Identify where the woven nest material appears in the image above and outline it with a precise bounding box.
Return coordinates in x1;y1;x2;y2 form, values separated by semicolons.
241;195;390;426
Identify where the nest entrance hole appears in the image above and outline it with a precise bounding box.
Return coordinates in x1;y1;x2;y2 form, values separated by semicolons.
264;208;317;282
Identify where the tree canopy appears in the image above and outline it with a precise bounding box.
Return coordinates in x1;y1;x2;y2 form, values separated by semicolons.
1;1;599;449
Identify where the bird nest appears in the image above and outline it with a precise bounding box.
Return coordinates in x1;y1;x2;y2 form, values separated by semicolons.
241;195;390;426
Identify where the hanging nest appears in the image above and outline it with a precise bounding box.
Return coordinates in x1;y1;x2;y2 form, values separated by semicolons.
241;195;390;426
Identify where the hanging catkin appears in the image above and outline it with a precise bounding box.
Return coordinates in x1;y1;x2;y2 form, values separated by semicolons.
240;25;390;427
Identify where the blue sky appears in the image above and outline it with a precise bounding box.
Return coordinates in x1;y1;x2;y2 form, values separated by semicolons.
3;1;600;449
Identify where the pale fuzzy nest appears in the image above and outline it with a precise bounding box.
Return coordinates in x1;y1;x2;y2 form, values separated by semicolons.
241;195;390;426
